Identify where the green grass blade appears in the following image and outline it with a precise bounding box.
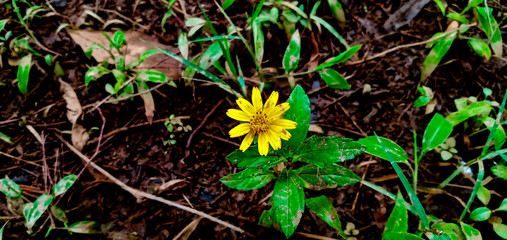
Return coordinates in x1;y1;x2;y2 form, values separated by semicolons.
190;35;245;43
199;4;238;77
311;15;349;49
374;133;429;229
17;54;32;94
157;48;241;97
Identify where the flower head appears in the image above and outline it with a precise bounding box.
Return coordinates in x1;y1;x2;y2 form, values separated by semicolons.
227;87;297;156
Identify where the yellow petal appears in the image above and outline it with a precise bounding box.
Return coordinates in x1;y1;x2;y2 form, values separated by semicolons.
229;123;251;138
264;91;279;109
226;109;252;122
251;87;263;110
258;132;269;156
279;129;292;140
267;130;281;150
272;119;297;129
239;132;255;151
236;98;255;115
266;103;290;118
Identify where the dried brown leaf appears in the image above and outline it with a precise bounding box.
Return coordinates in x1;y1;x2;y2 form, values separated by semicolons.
137;82;155;124
173;217;203;240
59;79;88;151
156;179;186;193
66;30;181;80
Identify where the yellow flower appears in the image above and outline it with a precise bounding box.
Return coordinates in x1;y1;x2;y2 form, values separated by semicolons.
227;87;297;156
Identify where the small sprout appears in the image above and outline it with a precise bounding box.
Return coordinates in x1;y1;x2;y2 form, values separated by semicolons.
468;96;478;103
445;137;456;148
441;151;452;161
483;88;492;97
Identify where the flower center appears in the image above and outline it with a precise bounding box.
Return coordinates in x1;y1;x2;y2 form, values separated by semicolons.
250;111;270;133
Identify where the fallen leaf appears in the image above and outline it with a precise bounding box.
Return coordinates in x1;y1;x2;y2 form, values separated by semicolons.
137;82;155;124
59;79;81;124
60;79;89;151
66;30;181;80
156;179;186;193
71;124;89;152
173;217;203;240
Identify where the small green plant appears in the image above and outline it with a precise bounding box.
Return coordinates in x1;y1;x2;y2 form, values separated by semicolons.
84;31;176;121
163;115;192;145
421;1;503;81
221;85;365;238
0;175;108;236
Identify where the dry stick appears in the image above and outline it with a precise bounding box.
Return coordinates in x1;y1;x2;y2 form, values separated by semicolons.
181;99;225;162
347;23;477;65
57;136;248;235
337;102;368;137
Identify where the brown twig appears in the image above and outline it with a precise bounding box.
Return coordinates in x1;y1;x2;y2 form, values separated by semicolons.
337;102;368;137
57;136;247;235
180;99;225;162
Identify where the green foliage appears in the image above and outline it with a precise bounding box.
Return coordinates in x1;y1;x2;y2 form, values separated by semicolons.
422;113;453;154
476;7;502;57
0;177;23;198
384;192;408;234
467;38;491;60
306;196;345;236
52;175;77;197
315;45;362;71
459;222;482;240
221;86;364;238
282;29;301;73
220;168;276;190
0;132;13;144
492;165;507;180
469;207;491;221
17;54;32;94
24;193;53;231
421;31;457;81
414;86;433;107
318;68;350;90
359;136;407;162
272;169;305;238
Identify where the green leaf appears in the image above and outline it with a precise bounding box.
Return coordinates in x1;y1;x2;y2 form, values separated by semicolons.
431;222;466;240
446;13;468;24
136;70;167;83
177;32;188;59
318;69;350;89
44;54;53;66
491;165;507;180
258;208;274;227
0;132;13;144
67;221;104;234
185;17;206;37
111;31;125;50
434;0;446;14
0;221;6;240
53;175;77;197
297;136;365;166
253;19;264;64
476;185;490;206
296;164;360;189
226;147;286;169
17;54;32;94
0;19;7;32
467;38;491;60
84;66;108;86
422;113;453;154
446;101;492;126
414;96;431;107
441;151;453;161
306;196;345;236
462;0;482;14
24;193;54;230
50;205;68;223
460;222;482;240
476;7;502;57
469;207;491;221
282;29;301;72
492;223;507;239
283;85;311;151
497;198;507;212
359;136;407;162
220;168;275;190
222;0;235;10
420;31;457;81
0;178;23;198
272;169;305;238
84;42;105;59
198;41;223;70
383;232;424;240
326;0;346;28
315;45;361;71
384;192;408;234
